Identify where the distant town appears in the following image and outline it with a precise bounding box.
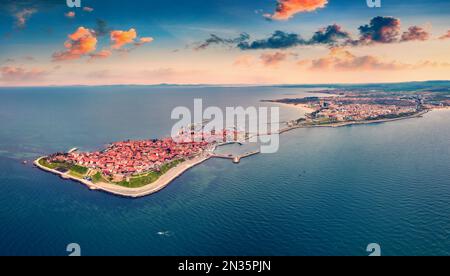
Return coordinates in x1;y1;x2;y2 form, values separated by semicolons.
266;88;450;127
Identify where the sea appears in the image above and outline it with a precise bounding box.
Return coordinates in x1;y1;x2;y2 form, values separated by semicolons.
0;85;449;256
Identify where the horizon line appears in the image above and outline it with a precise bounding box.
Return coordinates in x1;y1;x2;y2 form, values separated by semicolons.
1;79;449;89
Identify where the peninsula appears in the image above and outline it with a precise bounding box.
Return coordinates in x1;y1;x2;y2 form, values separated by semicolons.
34;129;255;197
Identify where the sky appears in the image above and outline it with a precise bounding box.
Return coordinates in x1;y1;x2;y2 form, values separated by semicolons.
0;0;449;86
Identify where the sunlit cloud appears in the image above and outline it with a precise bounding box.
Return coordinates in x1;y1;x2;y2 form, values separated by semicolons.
65;11;76;18
300;48;408;71
88;49;113;61
52;27;98;61
134;37;154;47
0;66;48;82
111;29;138;49
400;26;430;42
260;52;289;67
265;0;328;21
439;30;450;40
298;48;449;71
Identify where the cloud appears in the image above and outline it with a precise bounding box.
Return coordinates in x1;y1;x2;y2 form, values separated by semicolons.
88;49;112;61
53;26;153;62
195;17;436;52
52;27;97;61
83;7;94;12
111;29;137;49
195;33;250;50
299;48;450;71
439;30;450;40
400;26;430;42
14;8;37;28
93;19;110;37
0;66;47;82
260;52;288;67
303;48;409;71
310;24;352;45
266;0;328;20
357;16;401;44
134;37;154;46
233;55;255;67
238;31;304;50
65;11;76;18
110;29;154;53
2;1;60;28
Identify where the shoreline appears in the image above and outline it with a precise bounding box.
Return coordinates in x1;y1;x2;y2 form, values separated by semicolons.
34;154;212;198
310;109;431;128
33;108;439;198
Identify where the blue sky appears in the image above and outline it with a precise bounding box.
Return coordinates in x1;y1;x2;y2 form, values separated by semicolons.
0;0;449;85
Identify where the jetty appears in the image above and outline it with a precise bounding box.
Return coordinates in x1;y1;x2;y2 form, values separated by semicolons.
68;147;79;154
212;150;260;164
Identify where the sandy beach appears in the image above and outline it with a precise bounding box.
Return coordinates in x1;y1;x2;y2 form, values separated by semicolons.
275;102;316;115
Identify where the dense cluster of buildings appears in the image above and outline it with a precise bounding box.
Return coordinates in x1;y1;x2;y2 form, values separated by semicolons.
305;97;419;122
47;128;247;182
49;138;211;180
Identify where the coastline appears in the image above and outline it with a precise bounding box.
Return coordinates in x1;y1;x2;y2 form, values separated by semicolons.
293;104;316;114
34;154;212;198
33;108;438;198
310;109;431;128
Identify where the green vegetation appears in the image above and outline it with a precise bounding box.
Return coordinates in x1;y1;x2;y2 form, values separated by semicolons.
92;172;108;184
68;170;85;178
39;157;187;188
71;165;88;175
38;158;89;178
368;111;418;121
38;158;59;170
114;159;185;188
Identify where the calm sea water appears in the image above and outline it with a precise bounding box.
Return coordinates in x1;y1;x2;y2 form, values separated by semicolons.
0;86;449;256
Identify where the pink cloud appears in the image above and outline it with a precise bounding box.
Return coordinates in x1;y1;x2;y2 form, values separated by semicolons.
83;7;94;12
89;49;113;61
439;30;450;40
134;37;154;46
401;26;430;42
0;66;47;82
65;11;76;18
304;48;408;71
111;29;137;49
14;8;37;28
260;52;288;67
53;27;97;61
266;0;328;20
299;48;450;71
